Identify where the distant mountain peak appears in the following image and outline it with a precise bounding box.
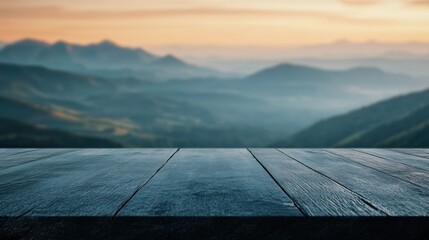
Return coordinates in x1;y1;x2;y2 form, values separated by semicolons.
13;38;49;47
345;66;386;75
154;54;187;66
270;63;321;71
48;41;75;55
246;62;327;81
162;54;182;61
52;40;71;47
98;39;118;47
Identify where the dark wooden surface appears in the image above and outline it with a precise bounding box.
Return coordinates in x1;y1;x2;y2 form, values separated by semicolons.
119;149;301;216
0;148;428;217
281;149;429;216
249;149;382;216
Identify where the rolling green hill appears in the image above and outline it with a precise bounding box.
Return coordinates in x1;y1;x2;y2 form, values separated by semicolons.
0;62;115;99
0;118;122;148
343;104;429;147
272;89;429;147
0;63;279;147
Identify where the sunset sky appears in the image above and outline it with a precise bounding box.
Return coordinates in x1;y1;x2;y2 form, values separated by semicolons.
1;0;429;47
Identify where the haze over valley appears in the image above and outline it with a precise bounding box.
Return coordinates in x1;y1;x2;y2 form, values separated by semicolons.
0;38;428;147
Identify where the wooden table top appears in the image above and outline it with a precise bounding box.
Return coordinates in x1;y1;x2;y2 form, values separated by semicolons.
1;148;428;217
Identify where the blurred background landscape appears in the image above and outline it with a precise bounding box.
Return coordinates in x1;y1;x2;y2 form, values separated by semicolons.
1;0;429;148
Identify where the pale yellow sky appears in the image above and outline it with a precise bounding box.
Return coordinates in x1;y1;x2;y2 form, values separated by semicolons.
1;0;428;47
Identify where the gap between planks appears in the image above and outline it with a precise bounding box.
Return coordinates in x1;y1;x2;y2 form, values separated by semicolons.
353;149;429;171
325;149;429;191
247;148;307;216
0;149;39;158
392;149;429;160
112;148;180;217
275;149;386;215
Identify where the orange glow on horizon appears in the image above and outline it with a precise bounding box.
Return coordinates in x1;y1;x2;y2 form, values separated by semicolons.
1;0;429;48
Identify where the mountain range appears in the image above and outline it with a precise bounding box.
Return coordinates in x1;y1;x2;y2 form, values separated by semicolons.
168;40;429;76
0;39;428;147
0;39;224;81
288;56;429;78
242;63;426;105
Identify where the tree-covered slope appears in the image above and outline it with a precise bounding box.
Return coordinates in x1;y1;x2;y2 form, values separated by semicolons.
272;89;429;147
0;118;122;148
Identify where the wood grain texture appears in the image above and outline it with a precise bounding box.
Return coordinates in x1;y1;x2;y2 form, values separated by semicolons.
119;149;303;216
0;149;176;216
394;149;429;159
249;149;382;216
0;149;73;170
356;149;429;171
328;149;429;190
0;149;37;158
0;148;428;217
279;149;429;216
26;149;177;216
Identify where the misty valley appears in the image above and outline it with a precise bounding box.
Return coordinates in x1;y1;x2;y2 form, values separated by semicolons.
1;39;429;148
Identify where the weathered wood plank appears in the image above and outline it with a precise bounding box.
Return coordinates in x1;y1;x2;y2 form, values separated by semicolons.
0;148;35;154
0;149;111;216
1;148;428;217
0;149;73;170
279;149;429;216
394;149;429;160
249;149;382;216
0;149;176;216
0;149;38;158
26;149;177;216
356;149;429;171
328;149;429;190
119;149;303;216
